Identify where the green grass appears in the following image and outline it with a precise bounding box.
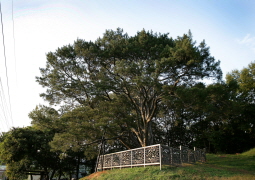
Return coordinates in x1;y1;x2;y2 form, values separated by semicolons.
81;148;255;180
242;148;255;157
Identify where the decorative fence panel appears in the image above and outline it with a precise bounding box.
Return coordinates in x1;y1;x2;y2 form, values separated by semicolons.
97;144;206;171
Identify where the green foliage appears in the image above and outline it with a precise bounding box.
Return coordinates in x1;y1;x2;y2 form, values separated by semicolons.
155;79;255;154
222;62;255;153
4;160;28;180
50;106;100;151
0;127;61;179
29;105;60;132
226;61;255;102
29;105;90;179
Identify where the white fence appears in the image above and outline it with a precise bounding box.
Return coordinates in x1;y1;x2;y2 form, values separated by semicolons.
97;144;206;171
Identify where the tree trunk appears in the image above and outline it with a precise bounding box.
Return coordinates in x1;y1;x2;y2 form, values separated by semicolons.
148;121;154;145
131;120;153;147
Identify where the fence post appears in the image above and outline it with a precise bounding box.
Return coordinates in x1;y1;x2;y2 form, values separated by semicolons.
131;150;133;168
159;144;162;170
179;145;182;165
111;154;113;170
120;153;122;169
144;147;146;168
199;148;201;161
203;148;207;162
170;147;172;165
193;147;196;162
100;155;102;171
188;149;190;163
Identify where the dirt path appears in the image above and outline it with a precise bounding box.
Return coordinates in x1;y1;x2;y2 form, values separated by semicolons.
81;171;108;180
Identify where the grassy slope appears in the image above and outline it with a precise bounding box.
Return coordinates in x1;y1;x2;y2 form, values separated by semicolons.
81;148;255;180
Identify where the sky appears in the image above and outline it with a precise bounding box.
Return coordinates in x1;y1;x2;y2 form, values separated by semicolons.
0;0;255;133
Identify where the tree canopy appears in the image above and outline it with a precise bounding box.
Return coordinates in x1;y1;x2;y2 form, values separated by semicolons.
37;28;222;147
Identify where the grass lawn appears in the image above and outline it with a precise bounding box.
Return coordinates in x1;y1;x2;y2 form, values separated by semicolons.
81;148;255;180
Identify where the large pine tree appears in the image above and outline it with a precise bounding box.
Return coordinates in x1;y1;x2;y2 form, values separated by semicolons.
37;28;222;147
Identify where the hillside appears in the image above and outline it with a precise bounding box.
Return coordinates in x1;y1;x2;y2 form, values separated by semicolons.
81;148;255;180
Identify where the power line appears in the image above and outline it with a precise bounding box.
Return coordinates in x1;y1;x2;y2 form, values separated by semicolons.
0;102;8;132
0;77;11;131
0;109;8;132
0;1;13;128
12;0;18;86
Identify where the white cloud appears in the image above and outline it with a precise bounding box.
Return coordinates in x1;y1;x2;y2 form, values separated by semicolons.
238;34;255;53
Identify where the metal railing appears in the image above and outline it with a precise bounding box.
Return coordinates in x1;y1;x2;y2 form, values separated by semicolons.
97;144;206;171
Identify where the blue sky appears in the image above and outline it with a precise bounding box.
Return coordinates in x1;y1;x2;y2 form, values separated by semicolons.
0;0;255;132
